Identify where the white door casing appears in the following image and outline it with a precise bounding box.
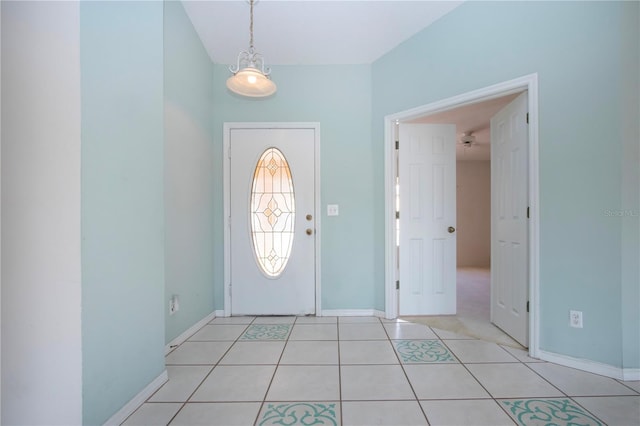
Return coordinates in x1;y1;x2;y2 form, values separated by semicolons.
490;92;529;347
385;74;539;357
398;124;457;315
227;125;318;315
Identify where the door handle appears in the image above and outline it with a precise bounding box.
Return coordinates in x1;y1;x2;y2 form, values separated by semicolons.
448;226;456;234
306;228;313;235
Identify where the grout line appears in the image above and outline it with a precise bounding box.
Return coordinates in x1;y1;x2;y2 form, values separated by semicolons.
381;319;431;424
169;401;263;403
517;362;610;424
438;337;510;422
617;381;640;394
252;320;295;425
492;398;519;425
126;315;638;425
495;341;526;362
442;339;608;426
163;321;254;425
521;361;570;397
435;337;541;425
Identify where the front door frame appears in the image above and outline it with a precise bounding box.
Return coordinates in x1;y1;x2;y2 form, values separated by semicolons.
384;74;540;357
223;122;322;317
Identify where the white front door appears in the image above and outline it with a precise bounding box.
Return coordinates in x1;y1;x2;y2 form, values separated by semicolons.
490;92;529;347
229;127;316;315
398;124;457;315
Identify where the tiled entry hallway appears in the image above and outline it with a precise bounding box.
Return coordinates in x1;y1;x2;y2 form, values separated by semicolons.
124;317;640;426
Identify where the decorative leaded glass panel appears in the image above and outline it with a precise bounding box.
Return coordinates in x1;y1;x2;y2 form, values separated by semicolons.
250;147;295;277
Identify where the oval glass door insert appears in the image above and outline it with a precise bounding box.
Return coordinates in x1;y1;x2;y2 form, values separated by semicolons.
250;147;295;277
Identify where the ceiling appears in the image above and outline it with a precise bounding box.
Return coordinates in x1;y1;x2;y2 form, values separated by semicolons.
181;1;513;162
182;1;464;65
410;93;520;161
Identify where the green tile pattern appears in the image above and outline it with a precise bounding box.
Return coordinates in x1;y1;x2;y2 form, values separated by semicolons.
258;402;338;425
502;398;603;426
240;324;292;340
393;339;456;363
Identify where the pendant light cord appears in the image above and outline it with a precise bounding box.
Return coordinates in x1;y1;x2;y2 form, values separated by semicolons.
249;0;255;51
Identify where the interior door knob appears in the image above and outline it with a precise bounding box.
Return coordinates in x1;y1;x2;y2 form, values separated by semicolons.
306;228;313;235
448;226;456;234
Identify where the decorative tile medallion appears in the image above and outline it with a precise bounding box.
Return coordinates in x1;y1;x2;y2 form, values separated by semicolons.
501;398;604;426
392;339;456;363
240;324;292;340
258;402;338;426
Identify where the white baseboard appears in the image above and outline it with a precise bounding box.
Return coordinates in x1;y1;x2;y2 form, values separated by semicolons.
165;311;217;355
103;370;168;426
622;368;640;381
538;349;640;381
214;309;226;317
320;309;385;318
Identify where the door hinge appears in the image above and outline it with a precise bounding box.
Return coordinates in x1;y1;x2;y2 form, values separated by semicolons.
526;301;530;313
395;140;399;150
527;206;530;219
526;113;529;124
396;211;400;219
396;280;400;290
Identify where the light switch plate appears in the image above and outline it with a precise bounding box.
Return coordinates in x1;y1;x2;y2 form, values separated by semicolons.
327;204;339;216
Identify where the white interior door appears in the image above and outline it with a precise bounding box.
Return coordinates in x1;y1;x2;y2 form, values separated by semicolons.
398;124;457;315
491;92;529;346
230;127;316;315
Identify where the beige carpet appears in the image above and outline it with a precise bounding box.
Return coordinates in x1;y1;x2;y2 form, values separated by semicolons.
402;267;525;350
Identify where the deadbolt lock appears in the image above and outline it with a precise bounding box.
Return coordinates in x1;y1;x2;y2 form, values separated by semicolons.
448;226;456;234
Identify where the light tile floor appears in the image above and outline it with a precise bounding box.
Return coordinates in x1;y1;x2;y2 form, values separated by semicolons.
123;316;640;426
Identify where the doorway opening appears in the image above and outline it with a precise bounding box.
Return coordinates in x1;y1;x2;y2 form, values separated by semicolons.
400;92;522;348
383;74;540;357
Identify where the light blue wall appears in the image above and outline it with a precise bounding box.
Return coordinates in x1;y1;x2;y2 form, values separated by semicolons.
164;1;216;343
212;65;376;311
620;1;640;371
372;1;639;368
81;2;166;424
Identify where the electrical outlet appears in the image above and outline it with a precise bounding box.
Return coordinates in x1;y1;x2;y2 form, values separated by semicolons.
169;295;179;315
569;310;583;328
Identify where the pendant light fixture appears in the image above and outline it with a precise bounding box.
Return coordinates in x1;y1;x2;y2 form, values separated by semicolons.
227;0;276;98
